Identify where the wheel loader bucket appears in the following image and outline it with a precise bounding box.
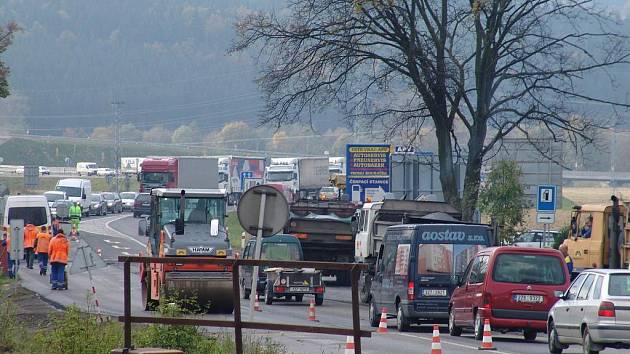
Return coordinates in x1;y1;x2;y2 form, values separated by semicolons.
164;271;234;314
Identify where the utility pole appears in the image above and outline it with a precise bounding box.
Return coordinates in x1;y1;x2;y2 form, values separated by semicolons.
111;100;124;193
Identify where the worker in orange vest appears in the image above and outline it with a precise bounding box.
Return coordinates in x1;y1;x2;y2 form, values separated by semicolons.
48;229;70;290
34;226;52;276
23;223;38;269
1;232;14;279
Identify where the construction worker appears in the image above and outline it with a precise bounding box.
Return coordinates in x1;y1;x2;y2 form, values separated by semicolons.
49;228;69;290
1;232;14;279
559;243;574;274
69;201;82;236
23;223;38;269
52;216;61;235
34;226;52;276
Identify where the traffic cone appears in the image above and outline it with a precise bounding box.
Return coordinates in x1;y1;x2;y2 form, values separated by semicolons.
431;324;442;354
377;307;388;333
254;294;262;312
344;336;355;354
308;299;317;321
478;319;496;350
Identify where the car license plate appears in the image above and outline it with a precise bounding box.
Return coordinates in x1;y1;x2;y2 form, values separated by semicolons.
289;287;310;292
422;289;447;297
142;203;150;206
513;294;544;303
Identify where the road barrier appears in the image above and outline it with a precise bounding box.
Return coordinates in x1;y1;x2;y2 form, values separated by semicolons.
118;256;371;354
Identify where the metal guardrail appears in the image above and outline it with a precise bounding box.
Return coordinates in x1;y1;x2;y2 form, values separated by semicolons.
118;256;371;354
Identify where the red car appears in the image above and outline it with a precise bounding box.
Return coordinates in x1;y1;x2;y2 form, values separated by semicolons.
448;247;570;341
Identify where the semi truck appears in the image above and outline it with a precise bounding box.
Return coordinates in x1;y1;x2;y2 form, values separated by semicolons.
264;157;329;202
138;157;218;193
353;199;463;302
284;199;359;285
217;156;266;205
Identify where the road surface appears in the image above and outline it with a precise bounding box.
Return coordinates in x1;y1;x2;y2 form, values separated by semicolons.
17;214;626;354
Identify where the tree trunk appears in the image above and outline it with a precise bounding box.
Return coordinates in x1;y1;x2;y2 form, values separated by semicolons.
461;122;487;221
434;119;460;209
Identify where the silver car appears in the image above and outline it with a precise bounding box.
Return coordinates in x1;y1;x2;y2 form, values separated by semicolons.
513;230;559;248
548;269;630;354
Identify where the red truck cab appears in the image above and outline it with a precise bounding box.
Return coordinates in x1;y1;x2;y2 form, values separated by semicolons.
138;158;177;192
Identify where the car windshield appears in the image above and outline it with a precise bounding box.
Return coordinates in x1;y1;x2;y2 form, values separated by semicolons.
417;243;484;275
493;253;565;285
608;274;630;296
87;164;97;169
52;200;69;207
89;195;101;202
102;194;115;200
514;233;536;243
141;172;173;184
266;171;293;182
45;193;64;203
136;194;150;202
55;186;82;198
8;207;47;226
120;193;136;199
261;242;301;261
159;196;225;226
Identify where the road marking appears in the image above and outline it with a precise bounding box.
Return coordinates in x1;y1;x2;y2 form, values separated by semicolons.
121;251;130;256
394;333;516;354
103;215;145;247
112;245;130;250
103;239;121;244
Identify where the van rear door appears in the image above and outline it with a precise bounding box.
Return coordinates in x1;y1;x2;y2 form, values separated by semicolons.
489;252;567;321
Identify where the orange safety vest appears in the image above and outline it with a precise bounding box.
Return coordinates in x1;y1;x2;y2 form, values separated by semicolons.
35;232;52;254
24;224;38;248
49;234;70;264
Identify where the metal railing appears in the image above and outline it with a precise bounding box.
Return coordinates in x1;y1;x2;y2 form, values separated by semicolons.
118;256;371;354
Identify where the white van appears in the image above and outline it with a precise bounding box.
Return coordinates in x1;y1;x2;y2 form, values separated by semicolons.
76;162;98;176
55;178;92;214
44;191;67;207
3;195;52;237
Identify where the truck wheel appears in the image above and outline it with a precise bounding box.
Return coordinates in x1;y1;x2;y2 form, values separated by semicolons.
315;294;324;306
396;305;410;332
265;284;274;305
141;277;158;311
295;295;303;302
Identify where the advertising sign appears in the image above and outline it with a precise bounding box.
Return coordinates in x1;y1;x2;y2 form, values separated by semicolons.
346;144;391;202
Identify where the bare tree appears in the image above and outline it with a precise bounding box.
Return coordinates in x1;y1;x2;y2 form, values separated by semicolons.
0;21;20;98
233;0;629;219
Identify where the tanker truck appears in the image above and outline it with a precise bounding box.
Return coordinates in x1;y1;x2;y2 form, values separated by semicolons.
138;188;234;313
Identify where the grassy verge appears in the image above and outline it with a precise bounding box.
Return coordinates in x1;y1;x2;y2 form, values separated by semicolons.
0;284;286;354
0;176;139;195
226;211;246;249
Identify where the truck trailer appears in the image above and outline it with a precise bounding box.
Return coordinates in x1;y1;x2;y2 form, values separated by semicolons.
217;156;265;205
138;157;218;193
264;157;329;202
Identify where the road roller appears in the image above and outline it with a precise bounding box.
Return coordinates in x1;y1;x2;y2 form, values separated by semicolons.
138;188;235;314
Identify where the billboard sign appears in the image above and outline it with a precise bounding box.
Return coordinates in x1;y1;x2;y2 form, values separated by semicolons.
346;144;391;202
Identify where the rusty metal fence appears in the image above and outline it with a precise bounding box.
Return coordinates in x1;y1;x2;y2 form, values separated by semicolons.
118;256;371;354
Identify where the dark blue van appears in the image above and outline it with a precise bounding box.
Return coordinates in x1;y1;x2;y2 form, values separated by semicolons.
369;223;492;331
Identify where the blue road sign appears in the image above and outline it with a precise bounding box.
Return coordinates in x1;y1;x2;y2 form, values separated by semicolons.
537;185;557;212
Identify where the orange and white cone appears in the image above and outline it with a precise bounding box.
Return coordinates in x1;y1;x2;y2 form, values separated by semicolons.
70;227;78;241
478;319;496;350
254;294;262;312
431;324;442;354
377;307;388;333
308;299;317;321
344;336;355;354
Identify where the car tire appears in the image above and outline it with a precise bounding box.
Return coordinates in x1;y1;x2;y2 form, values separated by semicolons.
396;305;410;332
295;295;303;302
582;328;599;354
133;213;138;218
369;299;380;327
359;272;371;304
524;328;537;342
474;311;484;341
448;310;462;337
315;294;324;306
548;320;563;354
265;283;274;305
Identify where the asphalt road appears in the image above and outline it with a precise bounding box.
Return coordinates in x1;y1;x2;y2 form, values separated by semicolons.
17;214;627;354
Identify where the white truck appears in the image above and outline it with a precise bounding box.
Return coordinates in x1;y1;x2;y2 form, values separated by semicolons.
353;199;462;303
264;157;329;202
217;156;266;204
328;156;346;176
121;157;146;175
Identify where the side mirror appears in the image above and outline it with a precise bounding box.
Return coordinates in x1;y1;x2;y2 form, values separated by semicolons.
138;218;148;236
351;217;358;235
453;274;463;287
82;193;87;200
